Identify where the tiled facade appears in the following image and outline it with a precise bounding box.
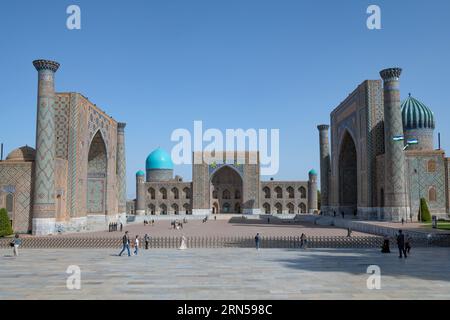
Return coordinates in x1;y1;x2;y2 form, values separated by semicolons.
319;68;449;221
0;60;126;235
134;151;318;216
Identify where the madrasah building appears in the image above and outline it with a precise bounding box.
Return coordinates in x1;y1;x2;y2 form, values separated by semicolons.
132;150;318;216
317;67;450;221
0;60;127;235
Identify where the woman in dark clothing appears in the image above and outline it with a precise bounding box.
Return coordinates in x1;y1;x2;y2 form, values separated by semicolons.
381;235;390;253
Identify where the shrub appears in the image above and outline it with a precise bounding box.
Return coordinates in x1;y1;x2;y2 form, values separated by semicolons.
0;208;13;237
419;198;432;222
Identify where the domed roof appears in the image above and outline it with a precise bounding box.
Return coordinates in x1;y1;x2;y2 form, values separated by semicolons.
136;170;145;176
145;148;174;170
309;169;318;175
401;94;435;130
6;146;36;162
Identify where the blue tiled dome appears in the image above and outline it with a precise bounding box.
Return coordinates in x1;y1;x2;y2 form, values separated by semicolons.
136;170;145;176
145;148;174;170
309;169;318;175
401;94;435;130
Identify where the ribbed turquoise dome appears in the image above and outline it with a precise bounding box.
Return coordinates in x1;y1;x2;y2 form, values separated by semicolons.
309;169;318;175
136;170;145;176
401;95;435;130
145;148;174;170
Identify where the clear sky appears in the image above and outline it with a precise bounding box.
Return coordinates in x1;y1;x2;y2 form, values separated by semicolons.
1;0;449;199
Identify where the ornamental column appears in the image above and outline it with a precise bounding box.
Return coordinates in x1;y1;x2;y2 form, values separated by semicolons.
380;68;409;221
32;59;59;235
308;170;318;213
317;124;330;213
136;171;146;215
117;123;127;216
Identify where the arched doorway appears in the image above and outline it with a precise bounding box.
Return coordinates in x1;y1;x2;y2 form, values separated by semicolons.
338;131;357;212
210;166;243;213
87;131;107;215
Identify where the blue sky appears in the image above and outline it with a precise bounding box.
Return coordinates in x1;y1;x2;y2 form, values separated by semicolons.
1;0;449;198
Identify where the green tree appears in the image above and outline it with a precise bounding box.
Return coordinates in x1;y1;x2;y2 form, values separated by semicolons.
419;198;432;222
0;208;13;237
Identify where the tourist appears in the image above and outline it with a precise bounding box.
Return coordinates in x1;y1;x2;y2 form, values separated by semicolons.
133;235;140;256
179;235;187;250
405;234;412;254
267;217;270;224
108;223;111;232
120;222;123;232
401;218;405;225
334;211;336;217
381;234;390;253
347;227;352;237
300;233;306;248
144;233;150;250
118;231;131;257
341;211;345;219
255;233;261;250
152;219;155;226
396;230;407;258
11;234;22;256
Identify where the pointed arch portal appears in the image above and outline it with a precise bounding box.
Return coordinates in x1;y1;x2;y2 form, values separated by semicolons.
87;131;107;214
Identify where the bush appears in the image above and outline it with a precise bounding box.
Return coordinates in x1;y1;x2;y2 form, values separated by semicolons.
419;198;432;222
0;208;13;237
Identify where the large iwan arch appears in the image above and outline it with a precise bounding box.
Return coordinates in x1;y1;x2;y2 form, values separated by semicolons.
87;130;108;215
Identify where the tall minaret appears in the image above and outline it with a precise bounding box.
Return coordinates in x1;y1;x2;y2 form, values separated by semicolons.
307;169;318;213
380;68;409;221
317;124;330;214
135;171;145;215
117;123;127;218
32;59;59;235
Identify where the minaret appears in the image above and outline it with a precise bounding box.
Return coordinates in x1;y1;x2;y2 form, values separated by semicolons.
135;171;145;215
307;169;318;213
117;123;127;218
32;59;59;235
380;68;409;221
317;124;330;214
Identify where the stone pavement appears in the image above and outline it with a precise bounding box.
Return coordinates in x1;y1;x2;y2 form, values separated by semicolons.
1;247;450;299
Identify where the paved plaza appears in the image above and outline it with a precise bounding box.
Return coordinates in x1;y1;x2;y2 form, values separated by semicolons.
48;219;373;238
1;247;450;299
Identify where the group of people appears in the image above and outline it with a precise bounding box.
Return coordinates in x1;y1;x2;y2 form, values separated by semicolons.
118;231;154;256
143;220;155;226
381;229;412;258
171;220;183;229
108;222;123;232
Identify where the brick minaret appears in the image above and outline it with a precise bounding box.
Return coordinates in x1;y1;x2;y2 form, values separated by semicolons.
317;124;330;213
117;123;127;216
380;68;409;221
307;170;318;213
135;171;145;215
32;59;59;235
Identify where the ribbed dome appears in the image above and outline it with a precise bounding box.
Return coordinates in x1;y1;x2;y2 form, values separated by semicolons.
6;146;36;161
145;148;174;170
136;170;145;176
309;169;318;176
401;95;435;130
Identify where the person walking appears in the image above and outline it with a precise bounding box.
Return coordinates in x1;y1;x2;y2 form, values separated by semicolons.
11;234;22;256
347;228;352;237
300;233;306;248
401;218;405;225
255;233;261;250
396;230;407;258
133;235;140;256
144;233;150;250
120;222;123;232
118;231;131;257
405;234;412;255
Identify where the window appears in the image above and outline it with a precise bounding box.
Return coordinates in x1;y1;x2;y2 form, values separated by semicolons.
160;188;167;200
171;187;179;200
299;187;306;199
148;188;155;200
263;187;271;199
275;203;282;214
183;187;191;199
6;193;14;213
287;187;294;199
428;186;437;202
212;190;218;199
234;190;241;199
275;187;282;199
263;203;270;214
172;203;179;214
287;203;294;214
299;203;307;213
223;189;231;199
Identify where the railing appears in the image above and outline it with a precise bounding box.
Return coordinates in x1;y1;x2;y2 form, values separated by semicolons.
1;234;449;249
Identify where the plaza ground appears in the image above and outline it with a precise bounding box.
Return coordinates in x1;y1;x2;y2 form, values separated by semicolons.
1;247;450;299
43;218;374;238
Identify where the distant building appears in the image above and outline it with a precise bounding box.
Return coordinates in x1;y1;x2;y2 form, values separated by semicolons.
133;149;318;215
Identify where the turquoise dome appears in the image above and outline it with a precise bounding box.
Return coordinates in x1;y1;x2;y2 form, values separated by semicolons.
136;170;145;176
309;169;318;175
401;95;435;130
145;148;174;170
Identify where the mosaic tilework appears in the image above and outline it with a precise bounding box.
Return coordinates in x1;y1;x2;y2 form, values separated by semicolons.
54;94;70;159
116;124;127;213
0;163;33;232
